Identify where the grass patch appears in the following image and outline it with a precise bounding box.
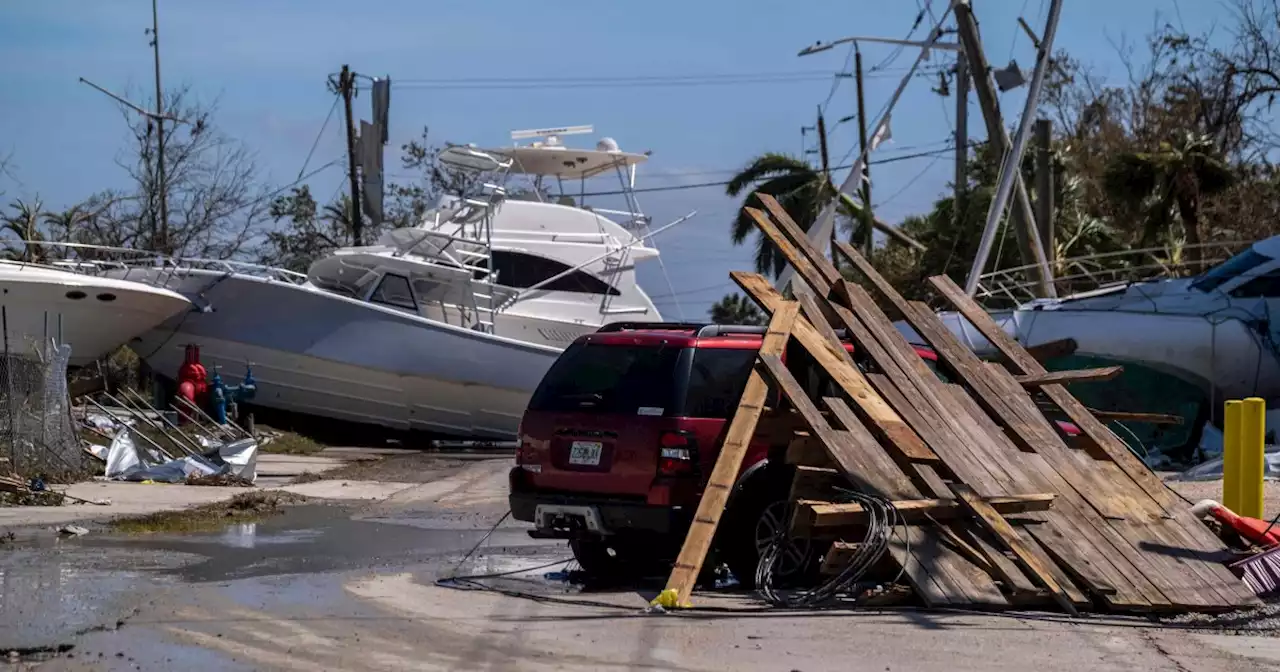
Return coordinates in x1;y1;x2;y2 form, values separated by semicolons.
256;426;327;455
108;490;307;534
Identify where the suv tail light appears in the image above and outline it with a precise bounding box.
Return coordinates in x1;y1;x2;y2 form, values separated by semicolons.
658;430;697;476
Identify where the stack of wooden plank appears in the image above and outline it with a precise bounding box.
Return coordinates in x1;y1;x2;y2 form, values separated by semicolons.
658;195;1257;614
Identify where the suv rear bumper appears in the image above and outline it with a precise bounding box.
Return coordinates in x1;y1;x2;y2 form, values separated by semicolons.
509;468;690;536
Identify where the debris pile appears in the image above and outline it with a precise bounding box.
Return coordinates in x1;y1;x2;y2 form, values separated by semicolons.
661;195;1259;614
76;389;259;485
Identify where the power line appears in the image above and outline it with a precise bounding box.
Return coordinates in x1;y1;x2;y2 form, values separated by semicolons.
547;143;974;198
380;69;949;91
297;94;340;182
874;154;945;208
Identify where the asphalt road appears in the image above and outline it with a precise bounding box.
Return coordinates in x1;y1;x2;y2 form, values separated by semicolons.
4;458;1280;671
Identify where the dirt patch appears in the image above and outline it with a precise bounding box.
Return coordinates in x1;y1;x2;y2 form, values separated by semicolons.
292;452;478;484
108;490;308;534
257;426;327;455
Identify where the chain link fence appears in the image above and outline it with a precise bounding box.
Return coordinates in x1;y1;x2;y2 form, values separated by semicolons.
0;335;88;482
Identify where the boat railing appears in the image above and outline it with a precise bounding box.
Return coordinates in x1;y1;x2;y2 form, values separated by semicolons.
3;240;310;287
975;240;1252;308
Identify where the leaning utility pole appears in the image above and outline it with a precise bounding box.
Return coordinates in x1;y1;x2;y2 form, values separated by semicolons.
149;0;168;253
338;65;364;246
854;46;873;255
954;52;969;230
816;108;837;271
954;0;1055;298
1033;118;1055;268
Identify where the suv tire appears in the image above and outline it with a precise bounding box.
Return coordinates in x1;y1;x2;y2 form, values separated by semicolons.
719;469;817;588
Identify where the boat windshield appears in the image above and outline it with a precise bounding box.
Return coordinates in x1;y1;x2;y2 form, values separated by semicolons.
1190;248;1271;292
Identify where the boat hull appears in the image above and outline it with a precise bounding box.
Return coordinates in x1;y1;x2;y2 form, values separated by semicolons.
896;307;1280;402
0;267;191;366
123;270;563;439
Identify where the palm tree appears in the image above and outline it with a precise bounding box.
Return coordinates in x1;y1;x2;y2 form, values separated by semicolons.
708;293;766;326
1;198;46;261
1103;132;1234;272
42;205;87;244
726;154;839;278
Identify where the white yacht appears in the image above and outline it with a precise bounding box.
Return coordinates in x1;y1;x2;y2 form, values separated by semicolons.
0;260;191;367
103;126;679;438
897;236;1280;405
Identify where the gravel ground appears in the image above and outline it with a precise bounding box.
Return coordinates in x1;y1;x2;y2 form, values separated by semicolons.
1162;475;1280;520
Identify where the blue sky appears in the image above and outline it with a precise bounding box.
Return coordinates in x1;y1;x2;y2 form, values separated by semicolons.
0;0;1230;319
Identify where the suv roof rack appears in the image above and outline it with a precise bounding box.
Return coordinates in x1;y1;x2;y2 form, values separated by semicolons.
597;321;858;339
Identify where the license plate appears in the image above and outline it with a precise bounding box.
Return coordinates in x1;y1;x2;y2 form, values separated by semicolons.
568;440;603;466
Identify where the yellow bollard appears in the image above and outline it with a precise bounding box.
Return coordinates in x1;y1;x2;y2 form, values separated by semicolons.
1224;400;1243;514
1240;397;1267;519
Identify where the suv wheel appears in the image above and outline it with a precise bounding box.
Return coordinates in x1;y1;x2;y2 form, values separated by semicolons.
720;472;816;588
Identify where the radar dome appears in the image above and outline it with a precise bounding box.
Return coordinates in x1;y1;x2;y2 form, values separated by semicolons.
597;137;620;152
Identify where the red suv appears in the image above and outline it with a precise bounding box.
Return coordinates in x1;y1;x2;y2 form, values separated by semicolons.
508;322;1079;584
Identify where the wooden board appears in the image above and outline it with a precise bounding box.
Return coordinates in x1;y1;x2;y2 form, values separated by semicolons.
793;494;1055;530
1015;367;1123;387
659;302;798;607
926;274;1180;512
950;483;1079;616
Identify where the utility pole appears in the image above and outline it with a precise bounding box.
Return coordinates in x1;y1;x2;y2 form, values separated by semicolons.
1033;118;1055;268
149;0;168;253
816;108;836;271
954;52;969;230
854;46;873;255
954;0;1054;298
338;65;364;246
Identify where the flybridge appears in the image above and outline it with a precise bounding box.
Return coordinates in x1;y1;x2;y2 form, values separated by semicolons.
510;125;594;146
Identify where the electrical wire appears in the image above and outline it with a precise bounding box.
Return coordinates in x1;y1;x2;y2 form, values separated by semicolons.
296;95;340;182
548;144;972;199
873;153;947;209
755;487;901;608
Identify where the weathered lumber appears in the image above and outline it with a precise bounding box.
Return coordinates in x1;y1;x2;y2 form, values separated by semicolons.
792;493;1056;530
950;483;1079;616
1015;366;1123;387
1025;338;1078;361
659;302;798;608
927;274;1180;511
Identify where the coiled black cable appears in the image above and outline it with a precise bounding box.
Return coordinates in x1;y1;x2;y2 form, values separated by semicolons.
755;488;901;608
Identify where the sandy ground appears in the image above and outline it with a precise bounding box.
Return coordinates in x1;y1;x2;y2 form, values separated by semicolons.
1;458;1277;671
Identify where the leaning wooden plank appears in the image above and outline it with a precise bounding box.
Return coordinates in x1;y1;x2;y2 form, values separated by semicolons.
1084;409;1185;425
820;396;1008;606
1015;367;1123;387
927;274;1180;512
735;272;939;466
754;352;973;604
795;494;1056;529
1013;527;1091;606
943;381;1156;608
659;302;799;608
950;483;1080;616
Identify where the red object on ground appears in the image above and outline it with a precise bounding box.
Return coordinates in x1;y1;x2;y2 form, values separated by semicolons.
1193;499;1280;547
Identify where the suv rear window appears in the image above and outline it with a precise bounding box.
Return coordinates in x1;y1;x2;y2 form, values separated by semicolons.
683;348;758;419
528;343;683;415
